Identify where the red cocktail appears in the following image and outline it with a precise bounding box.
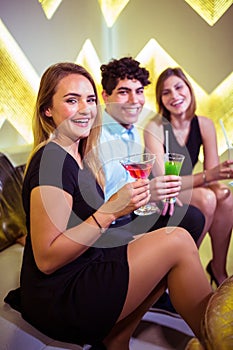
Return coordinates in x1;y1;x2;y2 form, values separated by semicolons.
122;163;153;180
120;153;159;216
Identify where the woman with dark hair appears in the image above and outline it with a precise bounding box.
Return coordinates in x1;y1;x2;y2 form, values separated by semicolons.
5;63;212;350
144;67;233;287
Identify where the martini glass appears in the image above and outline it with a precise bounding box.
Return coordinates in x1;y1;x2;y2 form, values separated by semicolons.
164;152;185;205
162;152;185;216
120;153;160;216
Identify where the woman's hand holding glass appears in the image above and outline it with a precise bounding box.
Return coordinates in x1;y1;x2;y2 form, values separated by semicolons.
105;179;151;220
161;153;185;216
149;175;182;203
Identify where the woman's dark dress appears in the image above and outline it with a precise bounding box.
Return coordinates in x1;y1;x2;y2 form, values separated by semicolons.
163;115;203;175
16;143;130;346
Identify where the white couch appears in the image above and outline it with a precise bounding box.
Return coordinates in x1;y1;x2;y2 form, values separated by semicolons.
0;243;83;350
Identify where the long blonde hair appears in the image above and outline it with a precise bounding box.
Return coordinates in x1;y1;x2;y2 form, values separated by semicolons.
27;62;105;188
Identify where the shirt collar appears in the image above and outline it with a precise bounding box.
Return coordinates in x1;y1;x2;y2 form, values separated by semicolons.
103;110;135;137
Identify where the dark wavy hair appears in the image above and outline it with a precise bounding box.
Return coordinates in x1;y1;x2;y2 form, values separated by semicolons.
100;57;151;95
156;67;196;121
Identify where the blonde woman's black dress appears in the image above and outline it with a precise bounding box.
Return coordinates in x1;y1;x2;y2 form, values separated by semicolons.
5;142;131;347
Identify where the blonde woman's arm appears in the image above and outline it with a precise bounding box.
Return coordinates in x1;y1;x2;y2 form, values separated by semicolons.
30;179;150;274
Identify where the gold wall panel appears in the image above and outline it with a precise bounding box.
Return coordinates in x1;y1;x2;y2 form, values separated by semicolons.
98;0;130;27
38;0;63;19
0;21;39;144
185;0;233;26
76;39;232;155
38;0;233;26
1;0;232;156
1;32;232;154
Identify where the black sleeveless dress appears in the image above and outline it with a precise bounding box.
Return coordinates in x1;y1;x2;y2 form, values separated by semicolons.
163;115;203;176
7;143;130;346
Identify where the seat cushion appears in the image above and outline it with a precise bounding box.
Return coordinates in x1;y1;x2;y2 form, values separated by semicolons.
0;153;27;251
0;244;82;349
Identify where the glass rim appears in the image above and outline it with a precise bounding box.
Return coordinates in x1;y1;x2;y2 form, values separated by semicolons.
164;152;185;160
120;152;156;164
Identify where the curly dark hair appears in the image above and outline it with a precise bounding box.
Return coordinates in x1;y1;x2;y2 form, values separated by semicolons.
100;57;151;95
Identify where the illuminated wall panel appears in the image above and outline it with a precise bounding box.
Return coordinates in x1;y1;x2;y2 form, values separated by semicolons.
185;0;233;26
210;73;233;153
0;1;232;156
0;21;39;144
98;0;130;27
38;0;63;19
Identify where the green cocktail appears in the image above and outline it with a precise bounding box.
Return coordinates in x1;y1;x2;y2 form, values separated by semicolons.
165;160;183;176
164;153;185;176
164;153;185;206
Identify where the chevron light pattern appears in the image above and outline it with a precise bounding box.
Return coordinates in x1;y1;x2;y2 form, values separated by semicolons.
98;0;130;27
38;0;233;26
184;0;233;26
0;33;232;154
1;2;233;154
38;0;130;26
38;0;63;19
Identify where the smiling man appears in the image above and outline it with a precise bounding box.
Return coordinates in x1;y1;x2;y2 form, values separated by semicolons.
100;57;150;200
98;57;206;317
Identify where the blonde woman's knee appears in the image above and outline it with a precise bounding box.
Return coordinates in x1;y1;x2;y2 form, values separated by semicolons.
130;227;197;259
150;226;198;255
167;226;197;249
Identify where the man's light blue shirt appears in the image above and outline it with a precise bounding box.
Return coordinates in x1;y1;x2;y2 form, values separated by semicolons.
100;110;143;200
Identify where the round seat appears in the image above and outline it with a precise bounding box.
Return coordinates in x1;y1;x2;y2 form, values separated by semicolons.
185;275;233;350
